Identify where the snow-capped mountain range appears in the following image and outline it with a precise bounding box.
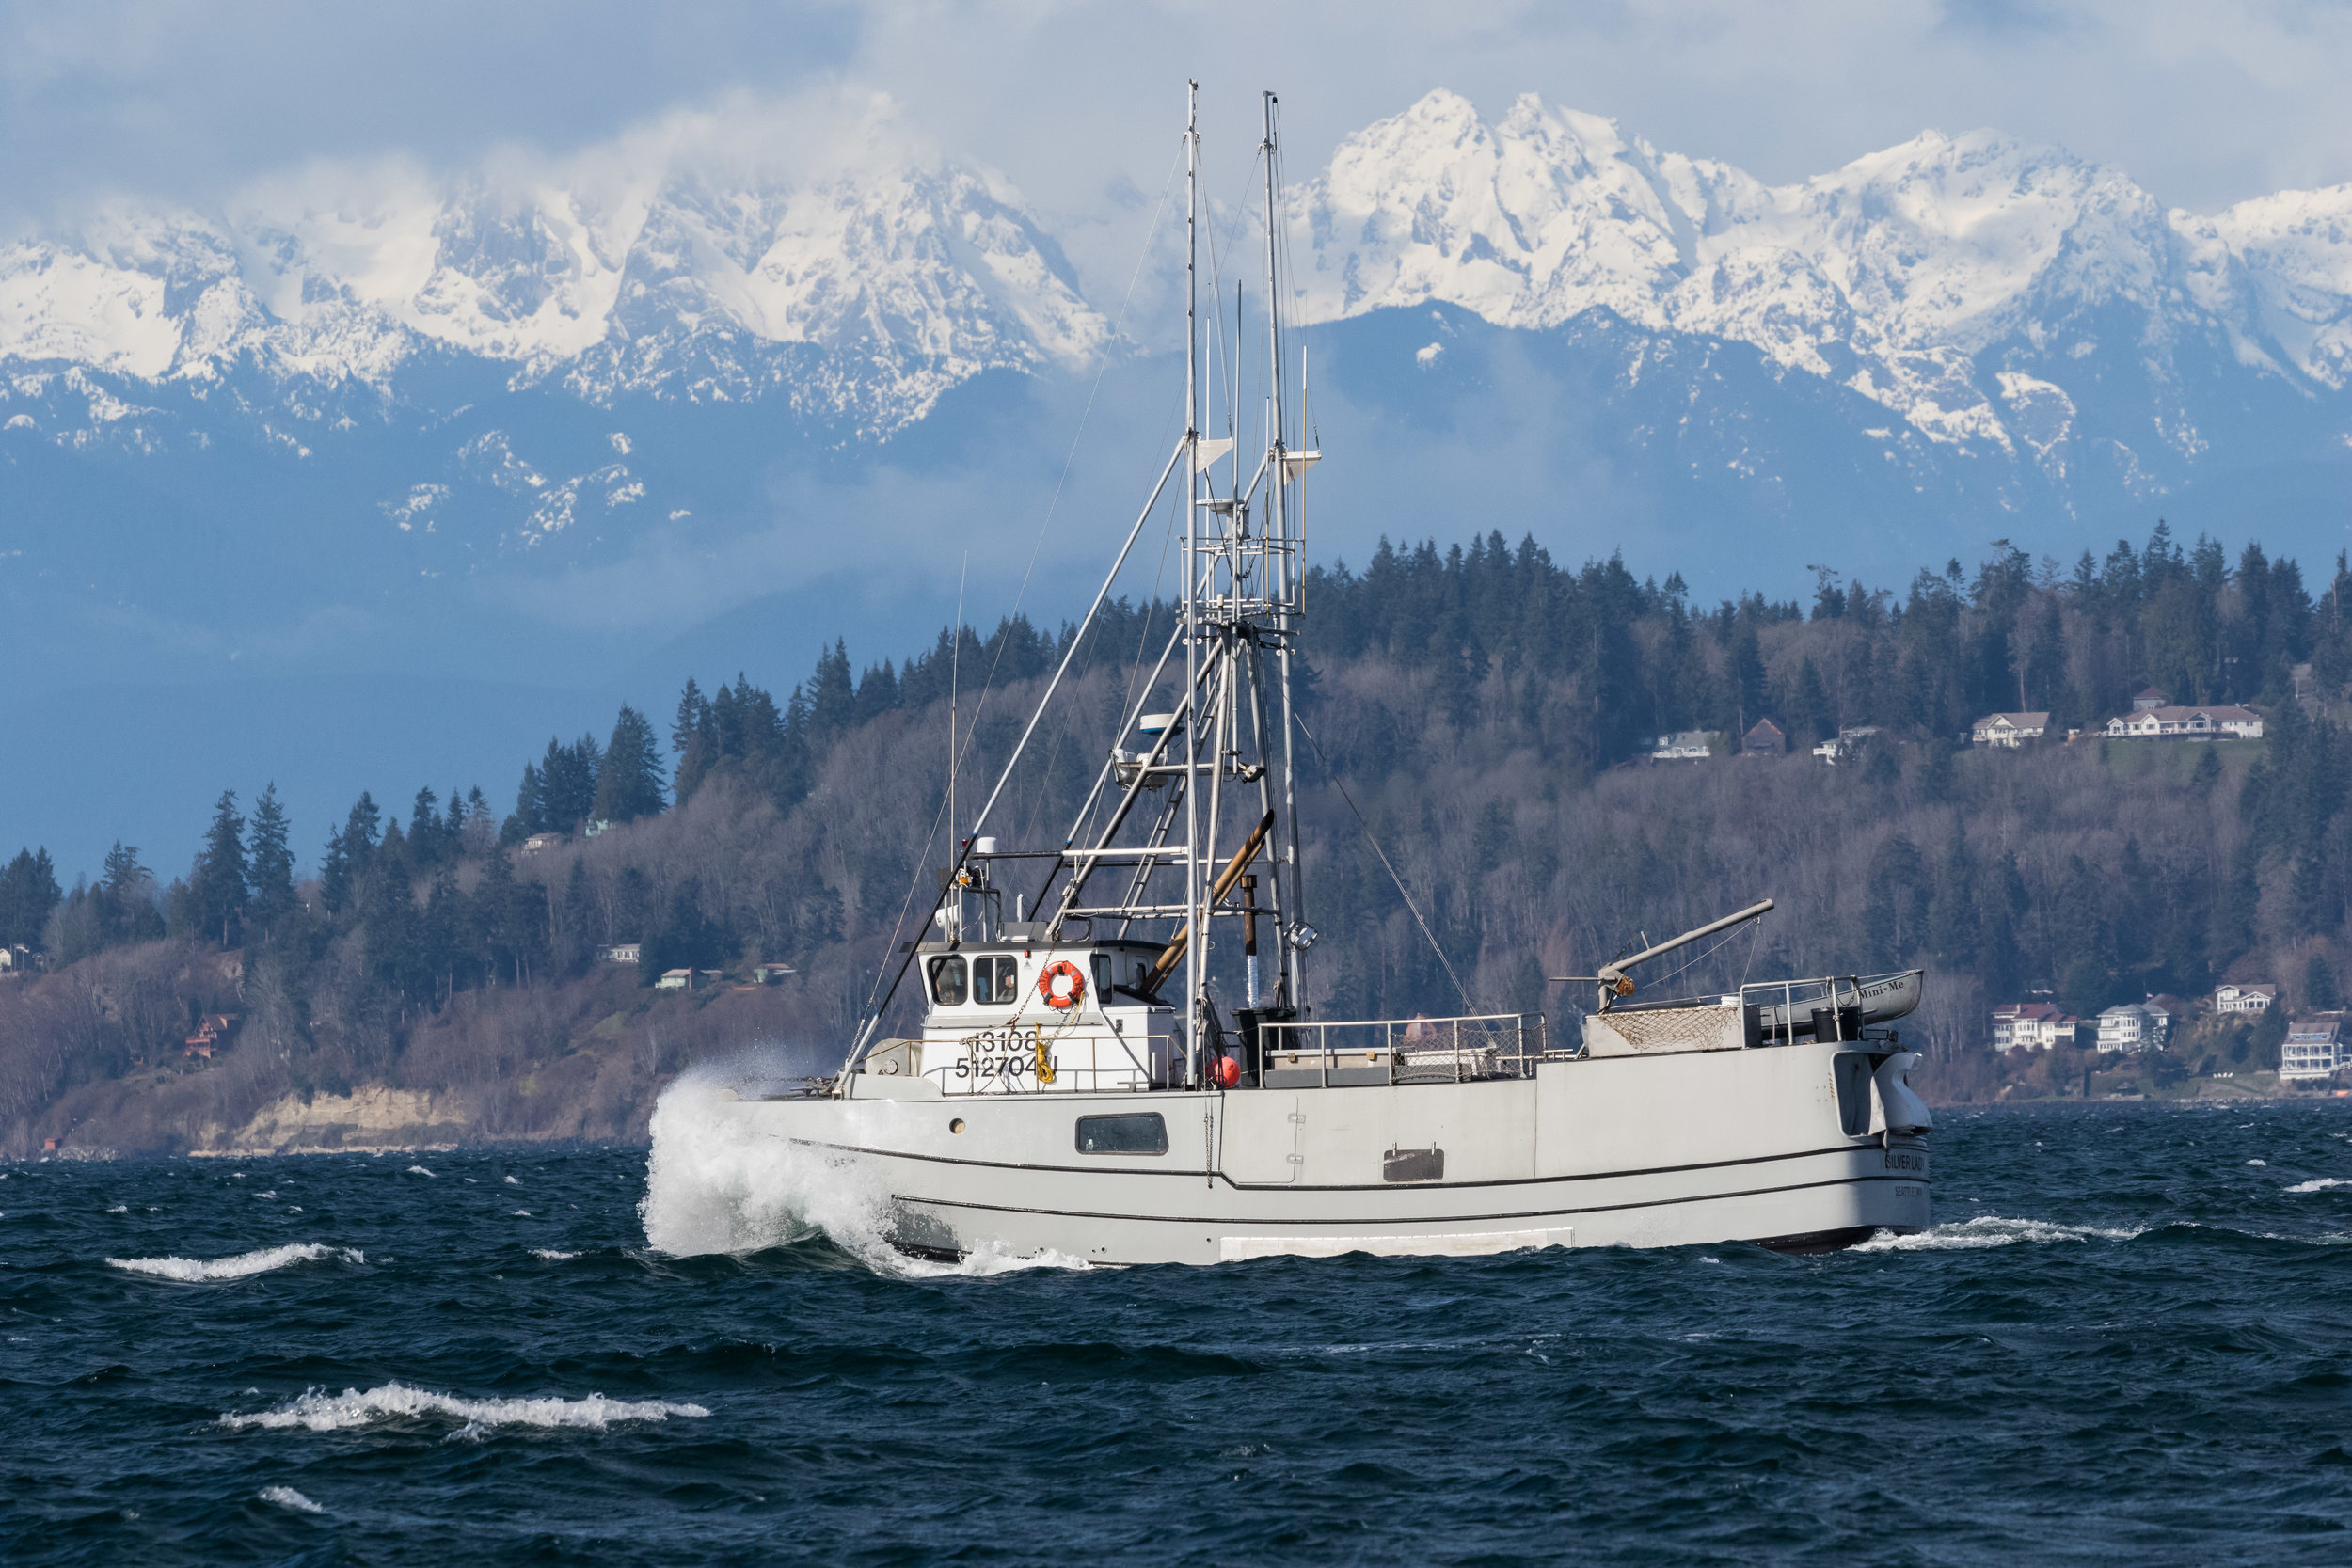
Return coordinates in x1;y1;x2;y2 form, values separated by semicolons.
1297;91;2352;482
8;87;2351;469
1;154;1106;437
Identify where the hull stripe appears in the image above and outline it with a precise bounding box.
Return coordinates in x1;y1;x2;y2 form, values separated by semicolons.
784;1134;1896;1192
886;1172;1928;1230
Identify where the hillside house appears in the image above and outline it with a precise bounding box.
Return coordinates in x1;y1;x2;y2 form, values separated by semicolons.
521;832;568;855
1741;719;1787;755
596;943;642;965
2216;982;2277;1015
2281;1019;2346;1082
2095;1003;2153;1052
2140;994;2189;1047
2133;686;2171;712
183;1012;240;1059
752;962;796;985
2104;705;2264;740
1971;712;2049;749
1647;731;1718;762
1993;1003;2080;1051
655;968;693;990
1812;725;1881;764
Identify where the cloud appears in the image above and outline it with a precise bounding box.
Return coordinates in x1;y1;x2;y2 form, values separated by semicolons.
6;1;2352;242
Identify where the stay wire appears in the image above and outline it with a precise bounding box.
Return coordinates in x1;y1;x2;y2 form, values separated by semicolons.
1294;711;1476;1014
855;135;1186;1032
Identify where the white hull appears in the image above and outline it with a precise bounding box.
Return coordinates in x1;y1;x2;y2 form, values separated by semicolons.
729;1037;1931;1266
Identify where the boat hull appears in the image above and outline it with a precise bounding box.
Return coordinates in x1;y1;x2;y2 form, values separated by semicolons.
723;1037;1931;1266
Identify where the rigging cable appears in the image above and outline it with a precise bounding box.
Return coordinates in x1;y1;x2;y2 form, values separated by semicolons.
1293;711;1477;1015
851;135;1187;1033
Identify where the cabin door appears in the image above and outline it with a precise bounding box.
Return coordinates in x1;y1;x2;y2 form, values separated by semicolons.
1219;1093;1305;1184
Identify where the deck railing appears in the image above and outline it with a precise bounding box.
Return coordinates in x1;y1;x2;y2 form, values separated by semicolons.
1256;1012;1555;1087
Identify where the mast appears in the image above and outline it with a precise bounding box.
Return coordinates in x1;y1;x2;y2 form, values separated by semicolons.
1183;79;1203;1088
1263;88;1308;1010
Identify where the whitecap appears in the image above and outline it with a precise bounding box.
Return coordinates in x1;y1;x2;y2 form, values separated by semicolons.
529;1248;580;1261
2286;1178;2350;1194
513;1210;532;1217
1854;1215;2145;1252
259;1485;323;1513
406;1166;435;1178
220;1381;709;1433
105;1204;127;1213
108;1243;363;1281
504;1175;519;1186
2248;1160;2267;1167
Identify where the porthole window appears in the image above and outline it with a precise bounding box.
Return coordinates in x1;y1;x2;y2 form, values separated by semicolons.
1075;1113;1168;1155
929;955;967;1006
973;955;1019;1005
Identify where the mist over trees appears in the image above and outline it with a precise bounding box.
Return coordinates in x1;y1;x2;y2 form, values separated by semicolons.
5;521;2349;1149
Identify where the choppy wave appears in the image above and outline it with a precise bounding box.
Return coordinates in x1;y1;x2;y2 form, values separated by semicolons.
639;1051;1089;1279
406;1165;436;1178
221;1381;709;1433
2285;1178;2350;1194
259;1485;324;1513
530;1247;581;1261
1854;1216;2147;1252
109;1243;363;1281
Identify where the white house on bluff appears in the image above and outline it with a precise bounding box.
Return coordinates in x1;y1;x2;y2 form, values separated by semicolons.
1971;712;2049;748
2106;705;2263;740
2281;1019;2346;1082
2216;982;2277;1015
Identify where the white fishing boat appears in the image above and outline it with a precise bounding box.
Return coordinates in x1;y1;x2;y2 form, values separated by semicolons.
720;87;1932;1266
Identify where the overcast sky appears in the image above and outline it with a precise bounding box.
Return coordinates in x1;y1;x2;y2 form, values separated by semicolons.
4;0;2349;238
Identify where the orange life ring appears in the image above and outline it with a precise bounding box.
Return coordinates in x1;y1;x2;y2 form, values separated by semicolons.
1038;959;1087;1010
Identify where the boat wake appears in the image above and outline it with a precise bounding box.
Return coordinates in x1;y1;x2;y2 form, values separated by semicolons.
1853;1215;2146;1251
221;1381;708;1434
109;1243;364;1281
639;1053;1088;1279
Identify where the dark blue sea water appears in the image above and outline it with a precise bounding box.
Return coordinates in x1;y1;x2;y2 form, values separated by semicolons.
5;1099;2351;1565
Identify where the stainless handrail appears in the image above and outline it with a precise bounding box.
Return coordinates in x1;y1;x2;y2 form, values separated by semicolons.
1258;1012;1549;1085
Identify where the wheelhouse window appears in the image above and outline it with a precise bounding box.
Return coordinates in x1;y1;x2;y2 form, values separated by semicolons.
928;955;967;1006
1090;953;1113;1002
973;955;1019;1005
1075;1113;1168;1155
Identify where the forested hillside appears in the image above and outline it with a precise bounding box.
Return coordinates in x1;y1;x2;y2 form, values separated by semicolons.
6;523;2348;1153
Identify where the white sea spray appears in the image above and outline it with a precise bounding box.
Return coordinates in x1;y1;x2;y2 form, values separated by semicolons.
259;1485;324;1513
1854;1216;2146;1252
639;1048;1087;1278
108;1243;363;1281
221;1381;708;1433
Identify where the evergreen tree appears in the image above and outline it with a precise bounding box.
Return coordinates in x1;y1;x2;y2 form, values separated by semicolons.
808;640;856;744
96;843;164;949
0;847;62;948
1863;835;1929;969
673;678;715;803
246;784;297;934
321;792;380;915
591;705;667;824
2306;952;2344;1012
1788;657;1831;747
1925;826;1979;967
555;858;596;976
409;786;446;868
640;879;728;983
514;761;546;835
190;789;247;947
